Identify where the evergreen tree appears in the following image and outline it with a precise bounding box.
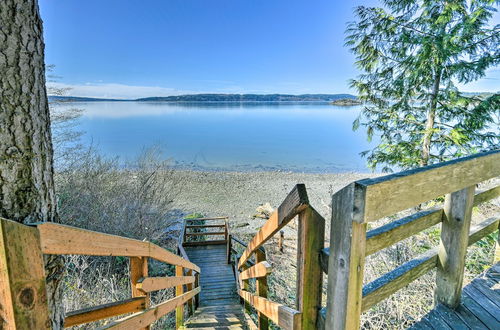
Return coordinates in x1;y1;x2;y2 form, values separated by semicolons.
347;0;500;171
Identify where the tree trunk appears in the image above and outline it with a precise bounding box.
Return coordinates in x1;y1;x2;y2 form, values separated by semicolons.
0;0;64;328
421;70;441;167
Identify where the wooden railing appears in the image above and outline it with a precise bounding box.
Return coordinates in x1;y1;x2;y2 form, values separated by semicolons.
319;149;500;329
0;221;200;329
229;184;326;330
181;216;229;246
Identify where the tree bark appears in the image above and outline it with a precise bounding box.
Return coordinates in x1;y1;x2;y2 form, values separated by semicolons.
421;70;441;167
0;0;64;328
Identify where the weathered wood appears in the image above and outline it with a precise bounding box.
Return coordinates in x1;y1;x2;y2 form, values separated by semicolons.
185;217;229;221
362;216;499;312
436;186;475;308
38;222;200;272
238;184;309;269
241;263;252;314
0;218;51;329
226;234;232;264
101;287;200;329
255;250;269;330
182;240;227;247
468;217;500;246
240;261;272;280
473;185;500;206
186;224;226;228
136;276;195;293
64;297;146;327
366;208;443;256
130;257;149;330
239;290;301;330
320;248;329;274
325;183;367;330
278;230;285;252
185;232;226;236
357;150;500;222
362;249;438;311
175;266;184;329
186;269;195;316
296;207;325;330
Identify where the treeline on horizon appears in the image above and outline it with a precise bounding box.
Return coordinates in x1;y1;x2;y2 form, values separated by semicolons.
48;93;358;102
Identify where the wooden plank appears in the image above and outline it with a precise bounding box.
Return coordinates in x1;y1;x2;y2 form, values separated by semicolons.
185;217;229;221
175;266;184;329
361;216;498;311
255;250;269;330
468;217;500;246
453;305;488;330
238;184;309;269
239;290;301;329
463;285;500;322
130;257;149;330
0;218;51;329
101;287;200;329
325;183;367;330
136;276;195;293
433;304;468;330
296;207;325;330
362;248;438;311
365;208;443;256
185;232;226;236
436;186;475;308
186;224;226;228
64;297;146;327
240;261;272;280
38;222;200;272
461;291;500;328
182;240;227;247
357;150;500;222
185;270;194;316
473;185;500;206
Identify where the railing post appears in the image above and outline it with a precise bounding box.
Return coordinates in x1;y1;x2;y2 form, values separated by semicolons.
296;207;325;330
241;264;252;314
435;185;475;308
194;272;200;308
255;249;269;329
278;230;284;253
130;256;150;330
227;234;232;264
176;265;184;329
186;269;194;315
325;183;367;330
0;218;51;329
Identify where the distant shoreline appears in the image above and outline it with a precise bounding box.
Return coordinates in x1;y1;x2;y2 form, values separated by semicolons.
48;93;358;103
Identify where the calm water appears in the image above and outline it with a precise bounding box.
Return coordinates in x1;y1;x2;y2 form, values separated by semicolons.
58;101;374;172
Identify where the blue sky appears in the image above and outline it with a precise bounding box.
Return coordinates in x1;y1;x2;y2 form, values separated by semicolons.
40;0;499;99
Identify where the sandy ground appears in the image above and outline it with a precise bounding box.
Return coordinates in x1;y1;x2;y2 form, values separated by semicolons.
170;170;376;237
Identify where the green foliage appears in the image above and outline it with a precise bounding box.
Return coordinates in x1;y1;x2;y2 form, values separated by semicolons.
347;0;500;171
184;212;205;219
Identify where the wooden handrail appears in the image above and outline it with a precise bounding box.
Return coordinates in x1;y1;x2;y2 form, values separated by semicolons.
38;222;200;272
357;149;500;222
184;216;228;221
240;261;272;280
101;287;201;329
64;297;146;327
320;184;500;273
238;184;309;268
136;276;195;293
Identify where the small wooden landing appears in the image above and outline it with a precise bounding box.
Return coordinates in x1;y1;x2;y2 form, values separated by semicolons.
411;262;500;329
184;244;248;329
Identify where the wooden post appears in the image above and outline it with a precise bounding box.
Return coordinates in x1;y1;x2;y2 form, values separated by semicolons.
186;269;194;315
241;264;252;314
176;265;184;329
325;183;367;330
278;230;284;253
0;218;51;329
296;207;325;330
255;250;269;330
495;222;500;264
436;185;475;308
194;273;200;308
227;234;232;264
130;256;150;330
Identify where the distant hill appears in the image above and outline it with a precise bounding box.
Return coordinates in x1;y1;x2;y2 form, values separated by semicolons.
48;96;128;102
136;93;358;102
49;93;358;102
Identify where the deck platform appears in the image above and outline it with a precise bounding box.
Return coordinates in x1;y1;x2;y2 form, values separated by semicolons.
183;244;248;329
411;263;500;329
